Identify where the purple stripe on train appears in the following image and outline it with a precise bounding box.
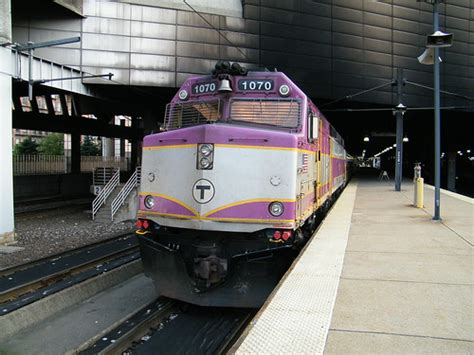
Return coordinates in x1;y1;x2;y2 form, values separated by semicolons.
139;195;196;217
144;124;299;150
139;195;295;221
206;201;295;220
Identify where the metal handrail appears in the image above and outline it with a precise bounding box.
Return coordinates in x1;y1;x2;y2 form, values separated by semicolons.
92;168;120;220
111;167;141;221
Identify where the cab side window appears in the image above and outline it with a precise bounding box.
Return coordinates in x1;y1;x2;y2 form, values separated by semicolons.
307;111;319;143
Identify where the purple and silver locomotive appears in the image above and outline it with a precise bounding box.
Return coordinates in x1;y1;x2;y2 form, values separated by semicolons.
136;62;347;307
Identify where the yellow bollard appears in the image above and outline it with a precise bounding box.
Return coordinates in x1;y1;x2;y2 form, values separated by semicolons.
416;177;424;208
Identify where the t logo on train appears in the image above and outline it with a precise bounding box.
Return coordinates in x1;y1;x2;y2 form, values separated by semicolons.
135;62;348;307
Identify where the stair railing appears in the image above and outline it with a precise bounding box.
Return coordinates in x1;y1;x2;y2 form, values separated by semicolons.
93;167;115;186
111;167;141;221
92;168;120;220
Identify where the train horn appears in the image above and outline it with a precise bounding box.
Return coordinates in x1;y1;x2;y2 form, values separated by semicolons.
231;62;248;75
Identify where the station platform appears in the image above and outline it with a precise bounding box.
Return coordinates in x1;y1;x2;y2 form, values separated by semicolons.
233;171;473;354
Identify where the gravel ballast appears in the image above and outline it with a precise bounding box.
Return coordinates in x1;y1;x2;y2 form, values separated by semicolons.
0;205;135;270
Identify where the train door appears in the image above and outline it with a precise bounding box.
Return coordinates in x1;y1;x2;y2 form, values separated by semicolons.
308;112;319;210
314;114;321;208
329;138;333;196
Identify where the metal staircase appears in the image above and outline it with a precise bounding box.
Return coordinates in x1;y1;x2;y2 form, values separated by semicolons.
111;167;141;221
92;168;120;221
92;167;141;223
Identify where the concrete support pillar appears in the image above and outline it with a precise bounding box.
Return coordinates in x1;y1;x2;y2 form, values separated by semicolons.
71;133;81;173
102;137;115;157
0;0;11;45
0;0;15;244
131;116;141;169
447;151;456;192
120;120;126;158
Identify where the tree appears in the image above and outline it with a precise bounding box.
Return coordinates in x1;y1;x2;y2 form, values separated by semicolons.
38;133;64;155
14;137;38;155
81;136;101;156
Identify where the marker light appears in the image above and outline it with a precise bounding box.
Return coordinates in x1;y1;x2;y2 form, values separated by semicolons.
144;195;155;209
178;89;188;100
273;231;282;240
269;202;284;217
142;219;150;229
135;219;143;228
282;231;292;241
279;84;290;96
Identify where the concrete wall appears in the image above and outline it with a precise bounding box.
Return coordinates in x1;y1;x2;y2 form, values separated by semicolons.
11;0;474;108
0;0;14;244
113;187;138;223
0;0;11;44
14;173;93;201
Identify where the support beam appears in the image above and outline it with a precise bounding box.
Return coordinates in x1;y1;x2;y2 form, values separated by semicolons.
120;120;126;158
102;137;115;158
29;94;39;114
131;116;141;169
13;112;142;139
71;132;81;173
447;151;456;192
59;94;70;116
0;0;15;244
394;68;404;192
45;94;55;115
433;1;442;220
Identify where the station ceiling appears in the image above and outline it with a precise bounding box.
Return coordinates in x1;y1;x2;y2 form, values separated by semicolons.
9;0;473;169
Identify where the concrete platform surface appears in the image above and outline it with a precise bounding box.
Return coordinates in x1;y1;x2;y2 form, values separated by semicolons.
327;177;473;354
235;172;473;354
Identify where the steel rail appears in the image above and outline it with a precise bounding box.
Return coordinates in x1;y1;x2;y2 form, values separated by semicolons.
0;232;137;306
1;250;140;315
0;230;134;277
77;298;177;355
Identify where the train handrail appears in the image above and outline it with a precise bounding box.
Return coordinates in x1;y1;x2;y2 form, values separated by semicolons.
92;168;120;220
111;167;141;221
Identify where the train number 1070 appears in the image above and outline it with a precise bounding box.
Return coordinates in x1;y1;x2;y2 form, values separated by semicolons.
238;79;274;91
192;82;217;94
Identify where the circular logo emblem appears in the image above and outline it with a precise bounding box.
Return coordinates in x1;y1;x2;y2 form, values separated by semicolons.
192;179;215;204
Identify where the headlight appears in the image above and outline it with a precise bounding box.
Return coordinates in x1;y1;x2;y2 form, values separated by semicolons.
144;195;155;209
178;89;188;100
197;143;214;170
199;157;211;169
269;201;284;217
199;144;213;156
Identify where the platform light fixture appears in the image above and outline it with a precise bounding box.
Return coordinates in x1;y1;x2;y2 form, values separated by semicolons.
403;136;409;142
363;136;370;142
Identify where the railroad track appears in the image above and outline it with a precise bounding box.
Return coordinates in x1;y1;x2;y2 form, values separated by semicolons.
79;298;254;355
0;231;139;314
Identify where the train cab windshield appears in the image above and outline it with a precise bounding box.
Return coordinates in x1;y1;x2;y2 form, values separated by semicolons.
164;98;301;131
164;100;221;130
229;98;300;129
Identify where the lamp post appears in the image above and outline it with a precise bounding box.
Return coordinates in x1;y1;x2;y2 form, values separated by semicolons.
417;0;453;220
